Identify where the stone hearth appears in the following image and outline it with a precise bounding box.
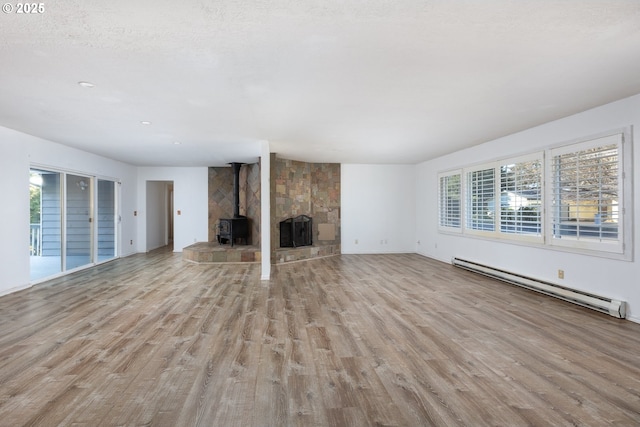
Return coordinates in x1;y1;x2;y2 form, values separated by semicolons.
183;242;260;263
275;244;340;264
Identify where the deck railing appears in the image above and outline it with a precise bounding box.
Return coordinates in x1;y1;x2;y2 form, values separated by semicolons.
30;224;41;256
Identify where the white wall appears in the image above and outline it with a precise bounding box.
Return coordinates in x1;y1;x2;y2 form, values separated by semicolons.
341;164;416;254
0;126;137;296
137;167;208;252
0;133;30;295
416;93;640;322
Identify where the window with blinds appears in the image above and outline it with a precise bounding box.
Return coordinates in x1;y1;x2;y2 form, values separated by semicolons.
438;171;461;230
500;158;542;236
550;134;622;251
437;130;628;258
466;168;495;232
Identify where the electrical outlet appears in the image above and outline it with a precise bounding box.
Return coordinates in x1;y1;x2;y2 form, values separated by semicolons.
558;269;564;279
130;240;133;245
355;239;358;244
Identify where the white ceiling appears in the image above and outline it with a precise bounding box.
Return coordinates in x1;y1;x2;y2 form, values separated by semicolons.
1;1;640;167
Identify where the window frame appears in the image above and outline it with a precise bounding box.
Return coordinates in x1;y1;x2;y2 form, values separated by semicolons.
461;153;544;243
498;152;544;244
545;132;627;257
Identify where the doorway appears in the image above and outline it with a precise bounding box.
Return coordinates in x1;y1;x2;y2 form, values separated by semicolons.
145;181;174;251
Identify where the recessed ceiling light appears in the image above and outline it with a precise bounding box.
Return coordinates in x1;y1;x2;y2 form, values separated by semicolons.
78;81;95;88
173;141;182;145
140;121;152;125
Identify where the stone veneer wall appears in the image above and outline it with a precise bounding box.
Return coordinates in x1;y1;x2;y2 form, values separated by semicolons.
310;162;341;241
208;163;260;245
270;154;340;263
243;162;261;245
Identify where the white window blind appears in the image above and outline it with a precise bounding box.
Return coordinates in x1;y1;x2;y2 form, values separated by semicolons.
466;168;495;232
549;134;622;252
438;172;461;230
500;158;542;236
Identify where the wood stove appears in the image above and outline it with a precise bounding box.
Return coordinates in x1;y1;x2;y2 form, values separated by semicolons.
280;215;312;248
218;217;248;246
217;162;249;246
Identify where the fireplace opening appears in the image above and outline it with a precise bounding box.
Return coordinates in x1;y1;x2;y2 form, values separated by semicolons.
280;215;312;248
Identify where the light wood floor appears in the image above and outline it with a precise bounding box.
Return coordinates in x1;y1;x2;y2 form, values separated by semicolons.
1;248;640;426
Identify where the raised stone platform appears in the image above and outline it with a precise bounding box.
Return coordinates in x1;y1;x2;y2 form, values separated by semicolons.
275;244;340;264
183;242;340;264
182;242;260;264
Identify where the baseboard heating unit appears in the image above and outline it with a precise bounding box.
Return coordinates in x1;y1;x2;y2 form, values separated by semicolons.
451;257;626;319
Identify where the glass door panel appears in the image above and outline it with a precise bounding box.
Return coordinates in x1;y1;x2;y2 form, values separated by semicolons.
30;169;62;281
65;174;92;270
97;179;117;262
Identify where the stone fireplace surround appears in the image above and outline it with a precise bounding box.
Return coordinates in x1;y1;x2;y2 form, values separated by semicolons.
208;162;261;246
196;155;340;264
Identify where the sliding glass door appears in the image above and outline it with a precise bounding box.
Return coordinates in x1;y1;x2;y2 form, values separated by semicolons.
65;174;92;270
29;168;119;282
97;179;117;262
30;169;63;281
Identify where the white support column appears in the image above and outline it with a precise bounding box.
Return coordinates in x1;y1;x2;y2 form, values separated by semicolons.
260;140;271;280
